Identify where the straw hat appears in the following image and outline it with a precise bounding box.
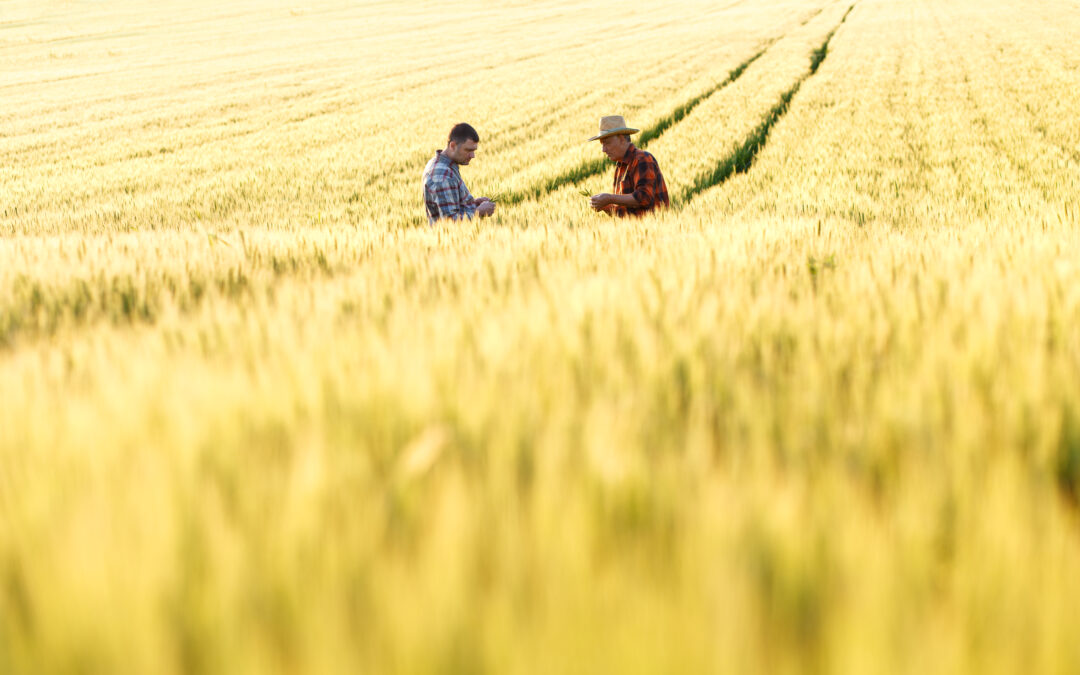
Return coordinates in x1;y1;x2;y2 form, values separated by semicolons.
588;115;639;141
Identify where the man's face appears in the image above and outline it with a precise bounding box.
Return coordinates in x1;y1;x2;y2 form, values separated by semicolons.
448;139;478;165
600;134;630;161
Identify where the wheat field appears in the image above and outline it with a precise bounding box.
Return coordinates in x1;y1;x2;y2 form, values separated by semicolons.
3;0;1080;672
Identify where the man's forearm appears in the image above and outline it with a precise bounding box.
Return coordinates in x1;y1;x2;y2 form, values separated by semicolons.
609;193;640;207
442;202;477;220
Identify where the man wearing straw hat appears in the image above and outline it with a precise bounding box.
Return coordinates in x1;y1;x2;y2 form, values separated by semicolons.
423;122;496;224
587;115;670;217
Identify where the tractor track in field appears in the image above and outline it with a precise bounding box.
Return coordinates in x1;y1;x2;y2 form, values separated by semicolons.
498;43;775;206
501;1;855;209
678;3;856;205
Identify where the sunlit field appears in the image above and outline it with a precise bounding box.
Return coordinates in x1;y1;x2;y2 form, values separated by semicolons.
3;0;1080;672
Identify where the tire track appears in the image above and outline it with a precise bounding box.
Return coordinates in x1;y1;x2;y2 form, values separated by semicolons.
679;4;855;205
499;44;773;206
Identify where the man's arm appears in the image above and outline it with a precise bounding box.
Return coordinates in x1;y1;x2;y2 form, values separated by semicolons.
590;193;639;211
591;159;662;211
428;178;478;221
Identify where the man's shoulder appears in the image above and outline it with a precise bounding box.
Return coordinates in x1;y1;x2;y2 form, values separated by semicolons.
630;149;664;175
635;148;661;164
423;154;458;184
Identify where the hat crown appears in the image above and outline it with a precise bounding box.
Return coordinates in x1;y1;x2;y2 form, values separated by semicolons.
588;115;639;141
598;115;629;133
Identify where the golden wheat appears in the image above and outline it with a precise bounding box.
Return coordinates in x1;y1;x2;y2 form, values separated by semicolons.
2;0;1080;673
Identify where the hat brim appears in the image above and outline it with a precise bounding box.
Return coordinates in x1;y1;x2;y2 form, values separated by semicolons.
588;127;639;141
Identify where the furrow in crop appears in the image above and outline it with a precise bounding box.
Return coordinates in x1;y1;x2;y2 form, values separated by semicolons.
500;46;772;206
679;4;854;204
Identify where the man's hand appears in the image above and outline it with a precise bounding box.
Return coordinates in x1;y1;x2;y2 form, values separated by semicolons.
473;197;493;205
477;201;496;217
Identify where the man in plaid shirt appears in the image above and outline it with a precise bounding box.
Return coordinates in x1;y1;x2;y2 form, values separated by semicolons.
587;116;670;217
422;123;496;224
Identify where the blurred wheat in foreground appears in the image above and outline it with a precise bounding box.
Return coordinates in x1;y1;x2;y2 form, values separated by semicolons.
2;0;1080;673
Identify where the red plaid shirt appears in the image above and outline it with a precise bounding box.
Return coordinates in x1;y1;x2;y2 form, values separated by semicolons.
612;144;669;217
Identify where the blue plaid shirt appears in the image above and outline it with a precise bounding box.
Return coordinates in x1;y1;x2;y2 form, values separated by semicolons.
422;151;477;223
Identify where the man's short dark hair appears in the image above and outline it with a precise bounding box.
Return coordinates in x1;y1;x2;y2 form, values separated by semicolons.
448;123;480;145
